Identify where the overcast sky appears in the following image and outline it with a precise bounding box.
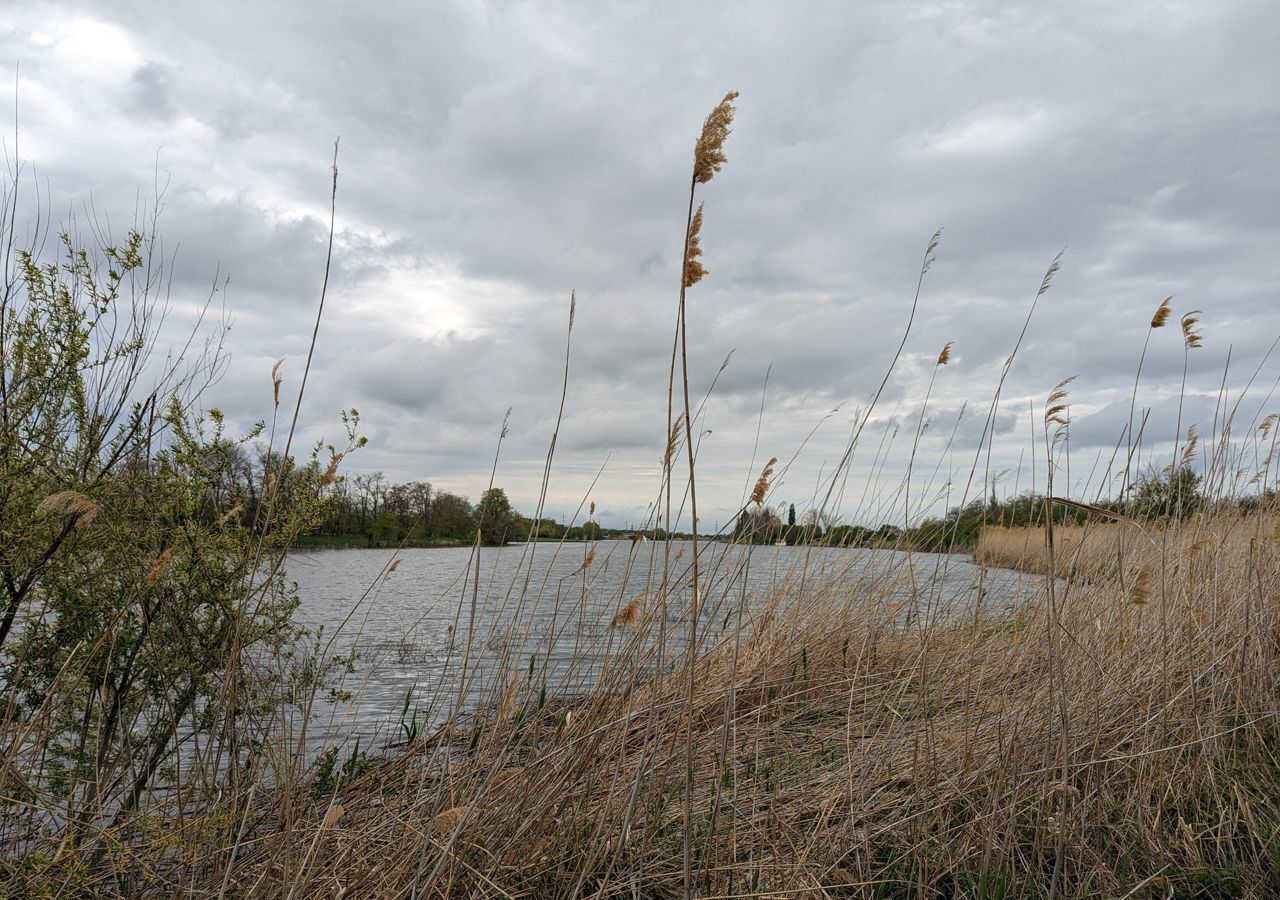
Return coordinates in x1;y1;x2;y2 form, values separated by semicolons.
4;1;1278;529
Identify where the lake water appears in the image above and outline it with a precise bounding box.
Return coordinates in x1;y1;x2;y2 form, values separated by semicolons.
287;540;1040;749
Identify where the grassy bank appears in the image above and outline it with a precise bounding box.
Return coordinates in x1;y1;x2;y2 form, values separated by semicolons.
87;509;1280;897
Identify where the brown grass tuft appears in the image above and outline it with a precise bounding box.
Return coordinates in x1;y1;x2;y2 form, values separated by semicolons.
936;341;953;366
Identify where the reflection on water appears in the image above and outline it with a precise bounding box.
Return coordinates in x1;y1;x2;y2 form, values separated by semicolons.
288;540;1039;748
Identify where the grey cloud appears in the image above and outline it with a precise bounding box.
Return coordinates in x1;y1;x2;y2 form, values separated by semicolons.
126;61;176;121
3;0;1278;526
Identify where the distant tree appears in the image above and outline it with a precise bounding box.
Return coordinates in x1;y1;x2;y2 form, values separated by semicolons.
476;488;516;546
429;492;474;541
787;503;796;527
733;506;782;543
1129;466;1201;520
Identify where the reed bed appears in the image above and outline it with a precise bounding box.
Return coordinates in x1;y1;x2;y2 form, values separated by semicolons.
973;511;1268;581
168;507;1279;899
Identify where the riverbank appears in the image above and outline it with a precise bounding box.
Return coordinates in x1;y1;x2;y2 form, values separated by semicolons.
178;511;1280;895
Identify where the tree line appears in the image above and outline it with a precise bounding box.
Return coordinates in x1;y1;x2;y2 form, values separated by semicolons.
731;466;1227;550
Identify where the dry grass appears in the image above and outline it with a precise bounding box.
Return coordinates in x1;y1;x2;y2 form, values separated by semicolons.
974;511;1267;581
79;506;1267;899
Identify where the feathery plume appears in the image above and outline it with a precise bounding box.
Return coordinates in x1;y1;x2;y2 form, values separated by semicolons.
662;420;681;469
1038;251;1064;298
750;457;778;506
1180;310;1203;349
922;228;943;275
1259;413;1279;440
936;342;953;366
589;500;596;518
496;675;520;721
683;203;707;288
1150;297;1172;329
217;504;244;527
35;490;100;527
693;91;739;184
322;804;345;829
145;548;173;588
1180;425;1199;468
1045;376;1076;428
321;452;344;487
432;806;467;835
611;595;646;629
1129;565;1152;605
271;358;284;407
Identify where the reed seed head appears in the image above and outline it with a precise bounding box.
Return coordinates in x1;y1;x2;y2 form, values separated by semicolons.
1180;425;1199;468
145;548;173;588
693;91;739;184
751;457;778;506
321;804;345;828
1259;413;1278;440
683;203;707;288
1045;376;1076;428
1037;251;1064;298
1181;310;1203;349
1150;297;1172;329
321;452;344;487
922;228;943;275
1129;565;1152;605
271;358;284;407
432;806;467;835
611;595;646;628
35;490;100;527
936;342;953;366
662;421;681;469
